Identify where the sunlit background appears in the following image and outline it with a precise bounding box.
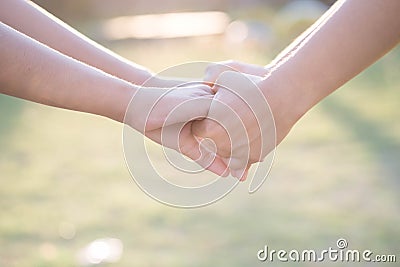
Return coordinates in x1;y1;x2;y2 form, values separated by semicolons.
1;0;399;266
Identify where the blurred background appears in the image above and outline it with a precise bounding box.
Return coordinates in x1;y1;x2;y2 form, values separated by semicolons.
0;0;399;266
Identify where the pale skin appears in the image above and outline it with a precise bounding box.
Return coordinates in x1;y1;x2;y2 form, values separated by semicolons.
0;0;180;87
193;0;400;179
0;0;228;176
2;0;399;181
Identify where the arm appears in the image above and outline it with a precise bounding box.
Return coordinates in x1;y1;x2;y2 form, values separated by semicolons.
193;0;400;179
265;0;400;132
0;0;181;87
0;22;227;175
0;21;130;122
270;0;341;67
202;1;341;81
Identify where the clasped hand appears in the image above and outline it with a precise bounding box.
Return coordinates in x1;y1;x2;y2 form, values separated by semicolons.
127;61;276;180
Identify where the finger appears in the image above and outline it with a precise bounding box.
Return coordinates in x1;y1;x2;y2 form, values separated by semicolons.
204;61;239;83
219;157;232;177
144;128;162;144
220;164;230;177
197;137;231;177
227;157;248;172
182;141;228;176
240;165;251;181
146;125;229;177
205;61;271;84
199;146;229;176
159;95;212;129
179;123;228;176
230;166;249;181
191;119;209;139
192;120;232;158
230;169;241;180
183;83;215;96
223;156;249;180
203;63;222;83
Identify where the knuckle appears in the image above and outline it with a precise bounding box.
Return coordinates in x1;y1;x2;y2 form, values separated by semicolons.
179;142;198;160
205;63;219;74
192;120;213;138
222;59;236;67
249;155;260;164
226;60;239;69
201;120;217;137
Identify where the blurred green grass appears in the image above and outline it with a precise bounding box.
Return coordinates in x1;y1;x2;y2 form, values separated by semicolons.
1;16;399;267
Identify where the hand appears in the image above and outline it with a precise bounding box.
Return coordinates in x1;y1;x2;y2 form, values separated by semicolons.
139;75;192;88
125;83;229;176
203;60;272;84
192;71;276;180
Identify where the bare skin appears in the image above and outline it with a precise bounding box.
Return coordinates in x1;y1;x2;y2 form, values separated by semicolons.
0;0;181;87
0;0;228;176
193;0;400;179
2;0;399;180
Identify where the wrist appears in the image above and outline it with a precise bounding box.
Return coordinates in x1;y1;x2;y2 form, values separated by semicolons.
105;82;137;125
144;76;190;88
123;86;168;133
258;74;308;143
123;85;151;133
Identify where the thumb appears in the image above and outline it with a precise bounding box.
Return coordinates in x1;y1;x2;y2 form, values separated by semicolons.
203;63;220;84
204;62;235;84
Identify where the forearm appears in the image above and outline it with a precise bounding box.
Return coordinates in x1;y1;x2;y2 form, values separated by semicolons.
270;0;341;67
0;22;135;122
263;0;400;123
0;0;153;85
